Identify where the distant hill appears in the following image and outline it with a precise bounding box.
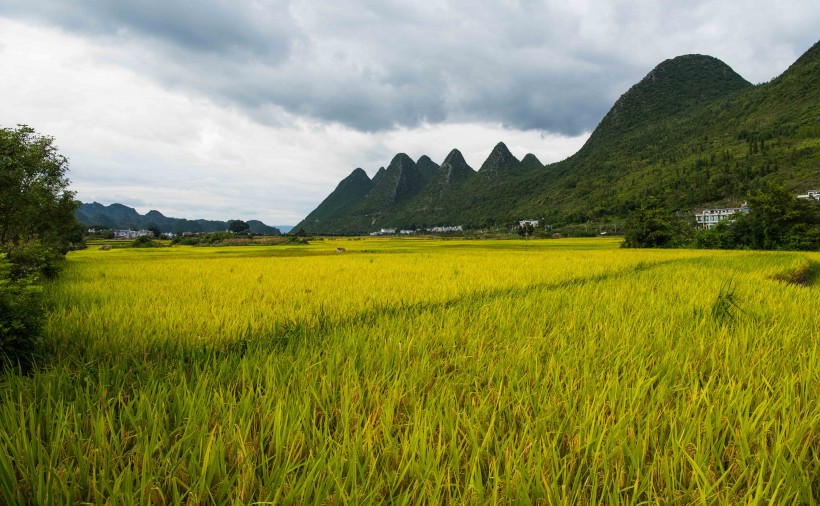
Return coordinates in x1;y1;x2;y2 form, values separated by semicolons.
295;41;820;234
76;202;281;235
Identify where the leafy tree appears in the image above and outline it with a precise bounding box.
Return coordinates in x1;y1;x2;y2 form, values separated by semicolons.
145;222;161;238
621;199;691;248
517;223;534;237
0;125;80;254
1;125;80;371
228;219;250;234
695;185;820;250
736;185;820;250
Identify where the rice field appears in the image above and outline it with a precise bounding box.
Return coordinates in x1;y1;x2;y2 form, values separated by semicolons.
0;237;817;504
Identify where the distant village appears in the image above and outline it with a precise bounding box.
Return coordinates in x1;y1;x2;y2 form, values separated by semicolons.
369;226;464;236
368;190;820;236
92;190;819;239
695;189;818;229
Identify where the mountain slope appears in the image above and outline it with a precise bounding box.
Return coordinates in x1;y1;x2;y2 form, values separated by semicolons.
399;149;476;226
521;44;820;222
296;41;820;233
298;168;374;232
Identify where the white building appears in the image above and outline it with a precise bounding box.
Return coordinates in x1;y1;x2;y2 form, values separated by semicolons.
429;225;463;233
113;229;153;239
370;228;397;235
518;220;539;228
797;190;820;200
695;204;748;229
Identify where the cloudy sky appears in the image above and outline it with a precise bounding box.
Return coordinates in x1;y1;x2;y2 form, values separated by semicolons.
0;1;817;225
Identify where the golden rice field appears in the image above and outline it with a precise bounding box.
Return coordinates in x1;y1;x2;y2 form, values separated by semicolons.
0;237;818;504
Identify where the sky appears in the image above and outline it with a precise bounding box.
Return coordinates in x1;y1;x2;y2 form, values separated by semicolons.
0;1;817;225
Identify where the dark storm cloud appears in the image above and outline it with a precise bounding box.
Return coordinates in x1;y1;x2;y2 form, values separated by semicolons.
0;0;297;61
1;0;817;135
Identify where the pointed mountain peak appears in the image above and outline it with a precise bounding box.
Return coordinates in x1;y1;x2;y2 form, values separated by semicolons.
436;148;475;187
387;153;415;170
521;153;543;168
371;166;387;185
358;153;426;210
441;149;474;173
332;167;372;193
415;154;441;180
491;142;513;157
583;53;751;149
347;167;371;182
632;54;750;102
479;142;520;173
334;168;373;193
443;148;468;166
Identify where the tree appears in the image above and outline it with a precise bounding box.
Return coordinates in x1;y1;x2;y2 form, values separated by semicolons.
228;219;250;234
517;223;534;237
714;185;820;250
621;199;691;248
0;125;79;371
145;222;161;238
0;125;79;254
0;256;43;372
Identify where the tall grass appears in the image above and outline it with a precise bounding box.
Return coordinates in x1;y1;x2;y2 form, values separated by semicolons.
0;238;817;504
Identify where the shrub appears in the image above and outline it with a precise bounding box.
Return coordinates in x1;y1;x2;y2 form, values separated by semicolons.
3;242;63;280
621;200;691;248
0;257;43;372
131;236;161;248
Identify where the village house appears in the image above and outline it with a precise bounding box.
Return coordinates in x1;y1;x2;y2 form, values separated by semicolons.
429;225;463;233
113;229;153;239
518;219;539;228
369;228;397;236
797;190;820;200
695;204;749;229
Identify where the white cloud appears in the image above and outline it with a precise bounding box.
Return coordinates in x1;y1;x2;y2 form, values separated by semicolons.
0;18;588;223
1;2;817;223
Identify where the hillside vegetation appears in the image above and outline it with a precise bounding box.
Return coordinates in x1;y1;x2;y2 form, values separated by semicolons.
297;41;820;234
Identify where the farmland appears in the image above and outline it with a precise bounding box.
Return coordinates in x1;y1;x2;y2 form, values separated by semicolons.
0;237;818;504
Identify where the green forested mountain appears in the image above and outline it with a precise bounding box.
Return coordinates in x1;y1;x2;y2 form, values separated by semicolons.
76;202;280;235
296;41;820;234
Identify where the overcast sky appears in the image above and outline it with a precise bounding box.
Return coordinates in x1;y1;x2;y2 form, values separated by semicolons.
0;1;817;224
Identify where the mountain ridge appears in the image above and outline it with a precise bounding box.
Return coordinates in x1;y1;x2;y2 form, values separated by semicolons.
295;41;820;234
76;202;281;235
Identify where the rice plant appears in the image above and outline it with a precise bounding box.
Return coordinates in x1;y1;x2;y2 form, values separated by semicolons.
0;238;816;504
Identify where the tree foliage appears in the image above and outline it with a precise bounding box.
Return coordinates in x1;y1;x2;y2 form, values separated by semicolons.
621;200;691;248
0;256;43;372
0;125;80;371
228;219;250;234
0;125;80;253
695;186;820;250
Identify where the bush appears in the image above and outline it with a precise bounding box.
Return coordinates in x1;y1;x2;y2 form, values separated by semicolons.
621;200;691;248
3;242;63;280
693;186;820;251
131;236;161;248
0;257;43;372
